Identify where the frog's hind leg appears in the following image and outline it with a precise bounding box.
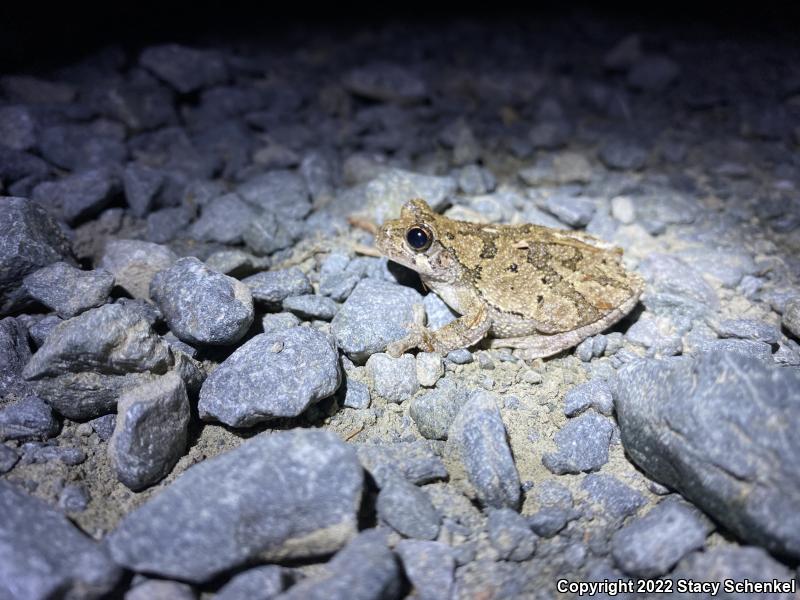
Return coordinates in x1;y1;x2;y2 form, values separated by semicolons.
487;293;640;360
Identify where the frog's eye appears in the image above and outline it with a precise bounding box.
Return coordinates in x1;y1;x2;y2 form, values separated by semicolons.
406;225;433;252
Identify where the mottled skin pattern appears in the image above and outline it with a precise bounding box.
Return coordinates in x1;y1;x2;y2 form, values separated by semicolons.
376;199;644;359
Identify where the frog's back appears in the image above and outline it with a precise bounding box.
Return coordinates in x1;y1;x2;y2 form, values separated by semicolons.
435;218;643;336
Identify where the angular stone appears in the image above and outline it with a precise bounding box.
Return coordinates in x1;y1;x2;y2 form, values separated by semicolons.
0;480;121;600
0;106;36;151
563;379;614;417
783;298;800;339
151;257;253;345
243;268;312;306
711;318;781;344
0;316;32;396
581;473;646;522
366;353;419;404
343;63;427;103
0;395;59;441
282;294;339;321
139;44;229;93
188;193;256;244
122;163;164;217
0;444;19;473
409;380;469;440
362;168;456;225
108;429;363;582
377;476;441;540
124;579;196;600
355;441;448;488
276;529;401;600
98;239;177;300
616;352;800;559
242;211;298;256
395;540;455;600
199;327;340;427
214;566;288;600
542;411;614;475
261;312;301;334
32;168;119;225
23;303;172;379
38;124;127;171
343;378;370;409
545;194;596;227
611;497;711;577
0;197;74;314
487;508;538;561
446;391;520;509
416;352;444;387
109;373;190;491
23;262;113;318
332;278;423;363
237;170;311;220
204;249;270;278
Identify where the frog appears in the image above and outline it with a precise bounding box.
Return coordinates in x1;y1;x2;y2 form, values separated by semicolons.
375;198;644;360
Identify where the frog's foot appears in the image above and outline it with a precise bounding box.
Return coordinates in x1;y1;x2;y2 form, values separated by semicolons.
385;303;431;357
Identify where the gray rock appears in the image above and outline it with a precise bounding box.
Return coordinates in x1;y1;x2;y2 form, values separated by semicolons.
275;529;401;600
564;379;614;417
140;44;228;93
581;473;646;522
545;194;596;227
0;105;36;151
610;195;635;224
611;497;711;577
23;262;113;318
189;193;256;244
529;120;572;149
99;239;178;300
627;55;680;92
416;352;444;387
204;249;270;279
332;278;423;363
58;483;90;513
151;257;254;345
242;211;299;256
0;147;49;186
30;371;160;421
487;508;538;561
28;314;61;347
446;391;520;509
123;163;164;217
689;338;772;361
261;312;301;334
409;380;468;440
32;168;119;225
237;170;311;220
598;139;648;171
542;411;614;474
108;429;363;582
214;566;288;600
710;318;781;344
199;327;340;427
670;545;796;600
243;268;312;306
457;165;496;195
616;352;800;559
423;292;458;329
320;271;361;303
639;253;719;313
23;303;172;379
109;373;190;491
343;378;370;409
783;298;800;339
575;337;595;362
282;294;338;321
0;197;74;314
0;316;31;396
526;507;570;538
677;248;757;289
395;540;455;600
20;443;86;466
0;480;121;599
366;353;419;403
377;476;441;540
0;444;19;473
38;124;127;171
355;441;448;488
446;348;473;364
125;579;196;600
361;168;456;225
0;395;59;441
90;414;116;441
146;206;193;244
343;63;427;103
625;318;683;356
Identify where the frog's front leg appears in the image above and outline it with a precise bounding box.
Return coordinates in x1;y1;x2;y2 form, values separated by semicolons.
386;302;491;357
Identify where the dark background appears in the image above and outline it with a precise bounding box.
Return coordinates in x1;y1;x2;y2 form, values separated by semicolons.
1;2;797;73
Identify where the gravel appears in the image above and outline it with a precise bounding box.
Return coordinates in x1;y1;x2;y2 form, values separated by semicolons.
487;508;538;561
150;257;254;345
395;540;455;600
243;268;312;306
198;327;341;427
377;475;441;540
108;429;363;583
0;395;59;441
366;353;419;403
23;262;113;318
98;239;178;300
563;379;614;417
542;411;614;474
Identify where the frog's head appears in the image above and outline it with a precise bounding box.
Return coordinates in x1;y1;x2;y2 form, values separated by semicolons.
376;199;461;283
